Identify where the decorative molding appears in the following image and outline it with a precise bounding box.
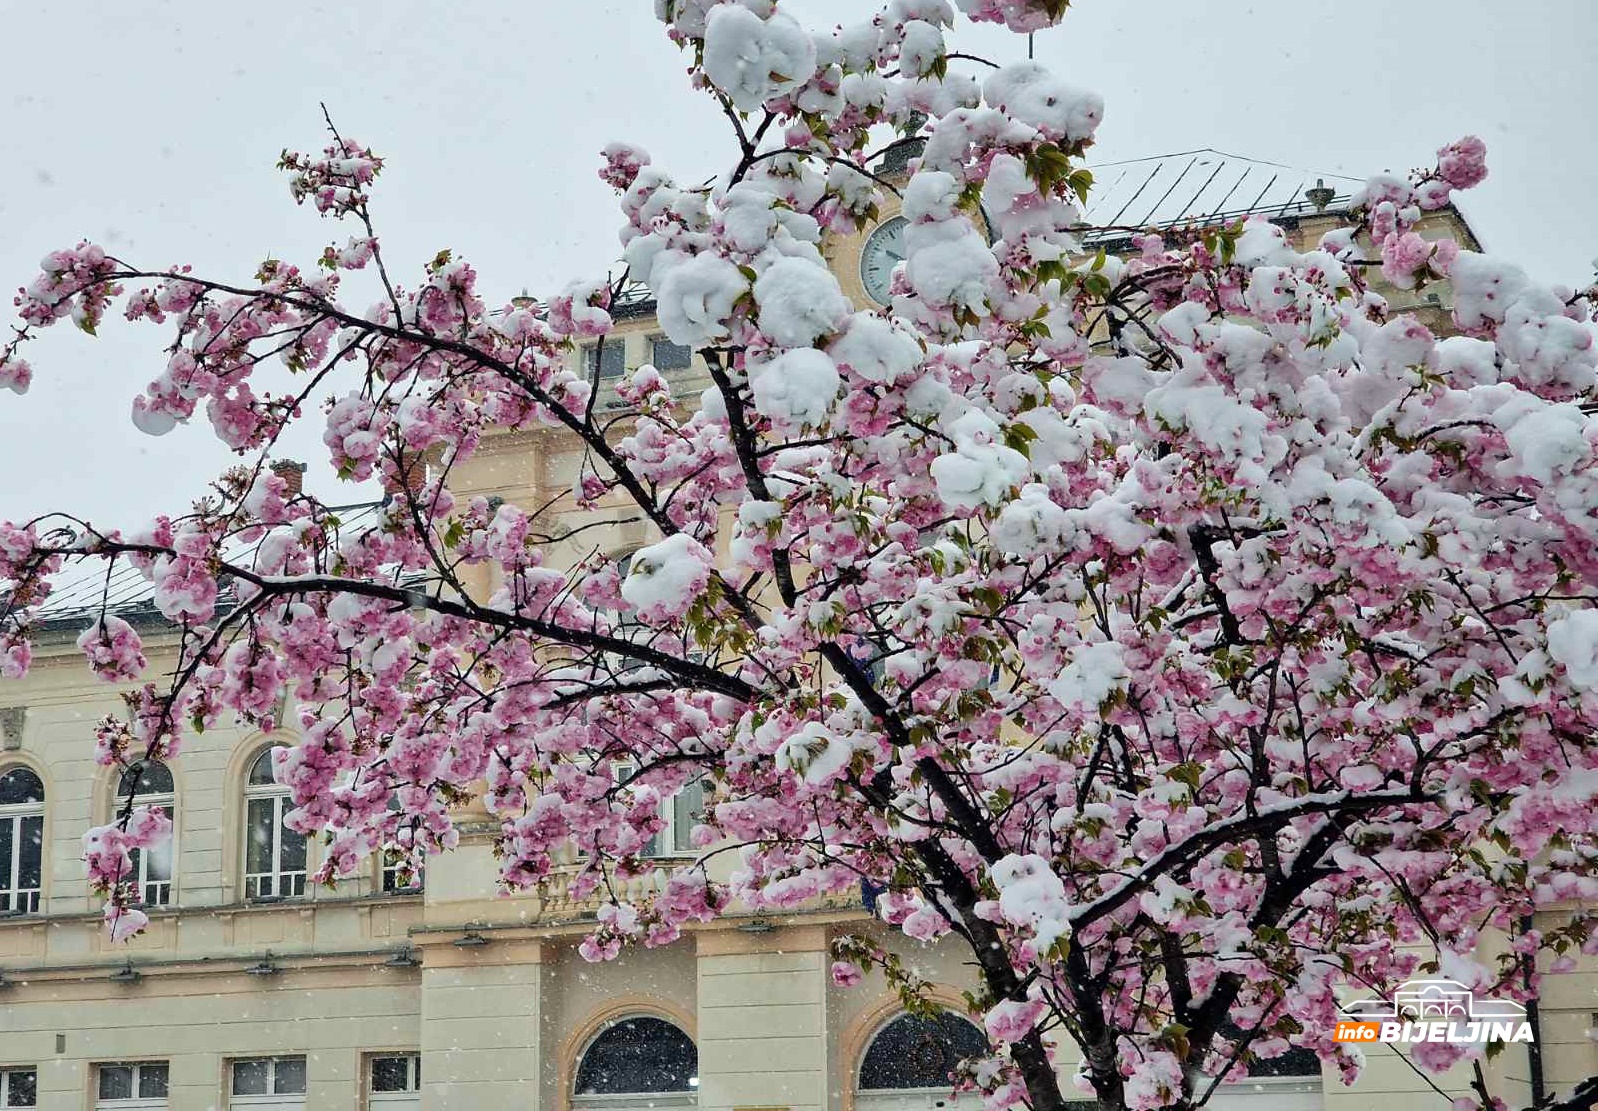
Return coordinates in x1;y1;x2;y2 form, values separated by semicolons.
0;706;24;751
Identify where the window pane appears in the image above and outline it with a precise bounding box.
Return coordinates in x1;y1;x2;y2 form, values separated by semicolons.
383;858;422;893
278;814;307;874
651;337;693;371
0;767;43;804
98;1065;134;1100
246;798;274;876
273;1057;306;1095
247;749;277;786
672;779;704;854
146;835;174;883
859;1012;988;1091
575;1016;697;1095
138;1063;170;1098
585;342;626;379
371;1057;410;1093
118;761;174;798
232;1059;269;1096
0;817;12;907
5;1069;35;1106
18;816;41;892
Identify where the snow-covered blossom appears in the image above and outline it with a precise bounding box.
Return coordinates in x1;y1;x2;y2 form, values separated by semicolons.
750;349;840;428
754;257;851;347
620;533;715;623
984;61;1104;144
702;5;817;112
990;853;1072;954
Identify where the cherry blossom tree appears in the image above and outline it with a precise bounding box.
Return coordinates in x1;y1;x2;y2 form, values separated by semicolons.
3;2;1597;1109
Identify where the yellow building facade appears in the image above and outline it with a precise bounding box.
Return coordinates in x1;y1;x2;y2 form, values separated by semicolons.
0;153;1592;1110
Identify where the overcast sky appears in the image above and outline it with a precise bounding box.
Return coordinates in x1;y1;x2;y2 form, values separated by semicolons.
2;0;1594;528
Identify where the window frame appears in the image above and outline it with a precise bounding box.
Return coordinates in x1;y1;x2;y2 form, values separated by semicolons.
582;339;628;381
0;765;45;916
94;1060;170;1108
379;798;424;896
242;750;307;903
0;1066;37;1107
366;1053;421;1107
113;763;176;908
609;763;702;860
856;1010;989;1096
228;1056;307;1108
572;1014;698;1104
647;334;694;374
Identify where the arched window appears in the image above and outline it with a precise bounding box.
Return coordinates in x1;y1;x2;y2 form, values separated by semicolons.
857;1011;987;1109
114;761;176;906
243;749;306;900
0;765;44;915
574;1015;697;1107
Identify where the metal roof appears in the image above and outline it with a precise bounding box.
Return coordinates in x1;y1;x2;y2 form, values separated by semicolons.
20;501;390;630
1080;148;1362;235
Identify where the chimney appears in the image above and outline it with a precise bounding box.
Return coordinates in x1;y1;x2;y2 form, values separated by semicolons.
270;459;306;498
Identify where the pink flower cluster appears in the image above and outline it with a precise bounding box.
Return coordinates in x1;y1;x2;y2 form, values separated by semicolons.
282;139;384;217
75;616;147;682
598;142;650;192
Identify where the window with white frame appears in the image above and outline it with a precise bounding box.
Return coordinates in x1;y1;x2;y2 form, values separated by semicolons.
0;766;44;915
661;776;704;857
0;1068;36;1107
368;1054;420;1108
380;797;423;895
243;750;306;901
649;335;693;372
611;762;704;858
114;763;175;907
229;1057;305;1109
95;1061;169;1108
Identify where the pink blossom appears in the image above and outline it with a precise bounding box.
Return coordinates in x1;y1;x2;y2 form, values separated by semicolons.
984;997;1047;1045
104;903;149;944
76;616;147;682
1437;135;1489;190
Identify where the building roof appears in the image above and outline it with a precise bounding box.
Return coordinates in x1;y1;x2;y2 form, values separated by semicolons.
23;501;390;632
1079;148;1361;236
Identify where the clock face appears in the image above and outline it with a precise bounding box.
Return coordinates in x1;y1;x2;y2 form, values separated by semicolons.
859;215;907;306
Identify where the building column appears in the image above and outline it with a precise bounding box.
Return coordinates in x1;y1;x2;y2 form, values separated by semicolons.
32;1056;85;1111
307;1047;360;1109
696;925;829;1111
419;936;544;1110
